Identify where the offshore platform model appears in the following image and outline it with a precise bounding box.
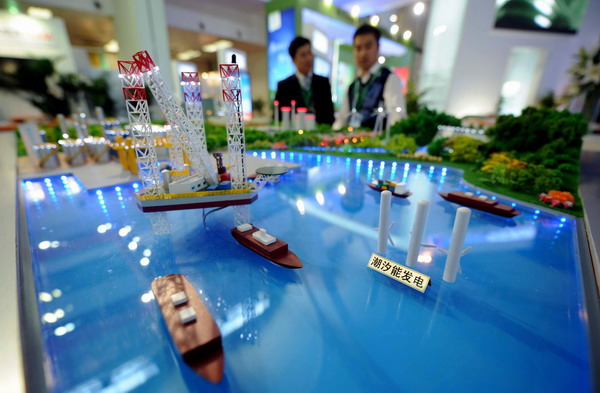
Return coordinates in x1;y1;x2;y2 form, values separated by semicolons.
117;51;301;269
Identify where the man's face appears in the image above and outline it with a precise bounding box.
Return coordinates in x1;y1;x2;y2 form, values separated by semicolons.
293;43;314;76
353;33;379;72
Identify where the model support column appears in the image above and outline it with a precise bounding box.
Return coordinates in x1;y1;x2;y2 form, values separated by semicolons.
443;207;471;283
377;190;392;255
406;200;429;267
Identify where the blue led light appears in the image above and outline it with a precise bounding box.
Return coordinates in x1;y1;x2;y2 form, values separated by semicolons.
535;210;540;214
511;202;516;207
115;187;121;192
560;217;566;223
96;190;103;195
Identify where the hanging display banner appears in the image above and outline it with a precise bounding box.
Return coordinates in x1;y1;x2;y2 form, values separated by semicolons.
367;253;431;293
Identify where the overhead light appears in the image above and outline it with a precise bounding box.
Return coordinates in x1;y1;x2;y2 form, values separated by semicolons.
389;14;398;23
501;81;521;97
201;72;209;79
370;15;379;26
350;5;360;18
177;49;202;61
433;25;447;36
390;24;399;35
534;14;551;28
323;0;333;5
27;6;53;19
403;30;412;40
378;56;385;64
103;39;120;54
202;39;233;53
413;2;425;16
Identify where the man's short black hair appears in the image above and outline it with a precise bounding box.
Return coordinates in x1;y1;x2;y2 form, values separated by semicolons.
288;36;311;59
353;24;381;44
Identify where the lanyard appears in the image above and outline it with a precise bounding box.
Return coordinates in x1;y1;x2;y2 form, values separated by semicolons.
353;68;382;111
301;85;312;107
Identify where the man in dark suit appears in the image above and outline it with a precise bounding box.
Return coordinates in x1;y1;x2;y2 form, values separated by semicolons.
275;36;335;126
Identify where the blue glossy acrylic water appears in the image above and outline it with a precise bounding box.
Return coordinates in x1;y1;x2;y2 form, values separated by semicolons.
22;152;592;393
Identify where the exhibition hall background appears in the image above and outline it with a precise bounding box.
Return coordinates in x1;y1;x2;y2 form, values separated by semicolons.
1;0;599;126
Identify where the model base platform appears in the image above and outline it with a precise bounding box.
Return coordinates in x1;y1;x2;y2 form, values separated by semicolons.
136;188;258;212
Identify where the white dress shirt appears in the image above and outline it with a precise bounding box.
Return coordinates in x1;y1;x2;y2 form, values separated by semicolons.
333;63;407;129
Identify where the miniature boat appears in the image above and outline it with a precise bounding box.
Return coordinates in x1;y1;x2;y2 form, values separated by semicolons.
231;224;303;269
439;190;521;218
366;179;412;198
151;274;224;383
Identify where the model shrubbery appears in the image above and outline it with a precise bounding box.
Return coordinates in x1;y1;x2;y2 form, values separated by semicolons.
389;108;461;146
447;136;483;163
484;107;587;193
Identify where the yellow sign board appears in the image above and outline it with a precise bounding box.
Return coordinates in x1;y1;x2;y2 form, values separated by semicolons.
367;253;431;293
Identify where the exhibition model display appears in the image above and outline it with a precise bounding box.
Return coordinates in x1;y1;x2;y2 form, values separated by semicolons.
15;47;594;393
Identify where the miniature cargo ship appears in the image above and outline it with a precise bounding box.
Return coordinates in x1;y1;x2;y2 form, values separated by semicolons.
151;274;224;383
439;190;521;218
366;179;412;198
231;224;303;269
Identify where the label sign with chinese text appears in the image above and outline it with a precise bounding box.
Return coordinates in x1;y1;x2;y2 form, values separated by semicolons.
367;253;431;293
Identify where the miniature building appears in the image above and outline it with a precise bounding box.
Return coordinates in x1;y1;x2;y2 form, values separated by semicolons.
252;228;276;245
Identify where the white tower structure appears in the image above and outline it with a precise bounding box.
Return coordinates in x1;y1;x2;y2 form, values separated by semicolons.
219;57;247;190
132;51;218;184
181;71;209;155
117;60;163;196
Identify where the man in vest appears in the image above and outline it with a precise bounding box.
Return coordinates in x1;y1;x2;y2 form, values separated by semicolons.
333;25;407;130
275;36;335;126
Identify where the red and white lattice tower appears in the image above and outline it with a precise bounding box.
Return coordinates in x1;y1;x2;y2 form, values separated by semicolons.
132;51;218;185
117;60;163;195
219;60;247;190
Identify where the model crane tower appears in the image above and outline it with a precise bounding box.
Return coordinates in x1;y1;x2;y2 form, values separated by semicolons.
132;50;218;185
219;56;247;190
117;60;163;195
